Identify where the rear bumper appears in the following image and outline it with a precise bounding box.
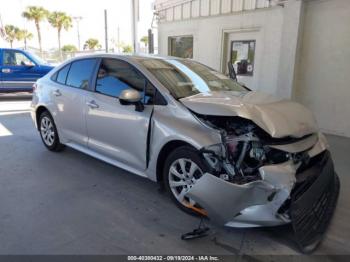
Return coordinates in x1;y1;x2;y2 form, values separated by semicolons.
291;151;340;253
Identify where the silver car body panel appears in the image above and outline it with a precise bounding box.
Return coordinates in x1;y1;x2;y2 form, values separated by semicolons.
31;54;329;228
31;55;223;182
180;91;318;138
268;133;318;153
186;133;328;227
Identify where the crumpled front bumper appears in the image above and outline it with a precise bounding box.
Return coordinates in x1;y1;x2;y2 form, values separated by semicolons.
185;134;339;252
186;161;297;227
290;150;339;253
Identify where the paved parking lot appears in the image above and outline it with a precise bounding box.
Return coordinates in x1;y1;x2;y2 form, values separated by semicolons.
0;96;349;255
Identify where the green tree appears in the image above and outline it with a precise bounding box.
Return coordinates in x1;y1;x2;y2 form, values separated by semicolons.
140;35;148;48
16;29;33;49
48;11;72;58
22;6;49;53
122;44;133;53
61;44;77;52
84;38;101;50
4;25;19;48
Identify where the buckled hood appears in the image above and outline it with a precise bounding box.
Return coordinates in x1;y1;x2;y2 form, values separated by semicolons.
180;91;318;138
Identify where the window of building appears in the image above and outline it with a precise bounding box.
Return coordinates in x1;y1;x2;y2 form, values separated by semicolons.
95;58;154;104
169;36;193;59
66;59;97;89
230;40;256;76
3;50;35;66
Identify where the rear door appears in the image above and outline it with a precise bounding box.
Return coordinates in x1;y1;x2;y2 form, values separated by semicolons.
1;49;40;91
50;58;98;146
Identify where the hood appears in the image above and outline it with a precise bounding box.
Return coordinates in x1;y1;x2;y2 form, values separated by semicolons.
180;91;318;138
39;65;55;72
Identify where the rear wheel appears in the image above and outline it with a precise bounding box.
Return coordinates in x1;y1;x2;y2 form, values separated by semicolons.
39;111;64;152
163;146;209;216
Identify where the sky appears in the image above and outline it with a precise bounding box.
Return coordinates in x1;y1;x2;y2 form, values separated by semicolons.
0;0;155;51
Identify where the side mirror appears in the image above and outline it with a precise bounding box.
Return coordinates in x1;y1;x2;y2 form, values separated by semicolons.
119;89;144;112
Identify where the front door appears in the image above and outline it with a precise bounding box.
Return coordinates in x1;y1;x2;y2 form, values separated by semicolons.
85;58;154;171
1;49;40;91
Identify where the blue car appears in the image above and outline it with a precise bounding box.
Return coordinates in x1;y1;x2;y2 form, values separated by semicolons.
0;48;54;92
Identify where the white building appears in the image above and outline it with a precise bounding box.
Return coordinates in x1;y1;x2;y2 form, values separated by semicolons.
154;0;350;137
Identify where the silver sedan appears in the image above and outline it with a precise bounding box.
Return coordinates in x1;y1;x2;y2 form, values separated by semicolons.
31;54;339;253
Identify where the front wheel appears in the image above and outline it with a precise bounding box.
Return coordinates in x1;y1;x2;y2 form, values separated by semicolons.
163;146;209;216
39;111;64;152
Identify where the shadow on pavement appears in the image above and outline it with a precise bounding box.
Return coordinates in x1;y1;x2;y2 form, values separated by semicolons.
0;92;32;101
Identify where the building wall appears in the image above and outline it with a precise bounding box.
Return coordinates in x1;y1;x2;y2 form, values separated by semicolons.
158;7;285;94
295;0;350;137
156;0;350;137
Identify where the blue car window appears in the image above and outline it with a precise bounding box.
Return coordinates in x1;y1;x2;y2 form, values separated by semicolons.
66;59;96;89
56;64;71;84
3;50;34;66
95;58;153;104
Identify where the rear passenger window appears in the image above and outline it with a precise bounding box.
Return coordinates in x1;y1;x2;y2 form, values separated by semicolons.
66;59;96;89
56;64;71;84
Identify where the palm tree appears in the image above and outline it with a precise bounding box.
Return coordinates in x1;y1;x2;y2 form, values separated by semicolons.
4;25;19;48
84;38;101;50
140;36;148;48
61;44;77;52
22;6;49;53
48;11;72;59
122;44;133;54
16;29;33;49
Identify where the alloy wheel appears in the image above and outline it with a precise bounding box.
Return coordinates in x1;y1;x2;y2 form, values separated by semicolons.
40;116;55;146
168;158;203;208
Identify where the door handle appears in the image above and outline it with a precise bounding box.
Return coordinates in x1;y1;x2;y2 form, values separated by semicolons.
1;68;11;73
86;100;99;109
53;89;62;96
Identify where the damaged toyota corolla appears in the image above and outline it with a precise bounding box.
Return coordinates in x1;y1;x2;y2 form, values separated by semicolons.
31;55;339;253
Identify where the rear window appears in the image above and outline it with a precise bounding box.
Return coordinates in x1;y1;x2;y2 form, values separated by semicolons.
66;59;96;89
56;64;71;84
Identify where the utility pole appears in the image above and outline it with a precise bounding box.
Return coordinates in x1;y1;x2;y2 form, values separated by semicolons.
117;25;120;53
0;14;5;40
104;9;108;53
73;16;83;50
131;0;139;53
148;29;154;54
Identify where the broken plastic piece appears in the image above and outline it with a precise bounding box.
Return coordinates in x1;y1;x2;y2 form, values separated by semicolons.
181;219;210;240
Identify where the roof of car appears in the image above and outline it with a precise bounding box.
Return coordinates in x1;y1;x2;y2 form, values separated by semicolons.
71;53;186;62
0;48;27;52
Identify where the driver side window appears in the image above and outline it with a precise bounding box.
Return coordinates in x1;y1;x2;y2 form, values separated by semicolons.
95;58;153;104
3;50;35;66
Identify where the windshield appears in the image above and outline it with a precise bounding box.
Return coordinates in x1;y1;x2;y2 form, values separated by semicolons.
139;58;247;99
27;51;49;65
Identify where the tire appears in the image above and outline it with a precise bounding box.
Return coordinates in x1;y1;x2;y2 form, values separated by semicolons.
38;111;65;152
163;145;210;216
